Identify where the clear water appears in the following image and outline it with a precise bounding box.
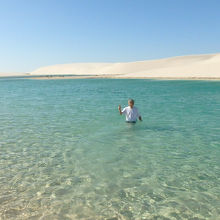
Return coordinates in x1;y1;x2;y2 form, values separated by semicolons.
0;79;220;220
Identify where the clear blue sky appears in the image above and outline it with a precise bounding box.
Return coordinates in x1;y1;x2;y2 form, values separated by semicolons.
0;0;220;72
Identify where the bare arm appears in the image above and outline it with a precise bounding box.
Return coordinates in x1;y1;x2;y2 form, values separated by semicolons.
137;109;142;121
118;105;123;115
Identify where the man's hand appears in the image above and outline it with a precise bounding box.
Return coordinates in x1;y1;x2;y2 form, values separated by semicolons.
118;105;122;115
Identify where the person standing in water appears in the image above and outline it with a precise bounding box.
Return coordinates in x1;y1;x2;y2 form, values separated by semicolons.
118;99;142;123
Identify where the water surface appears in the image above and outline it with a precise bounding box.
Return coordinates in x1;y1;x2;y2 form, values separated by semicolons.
0;79;220;219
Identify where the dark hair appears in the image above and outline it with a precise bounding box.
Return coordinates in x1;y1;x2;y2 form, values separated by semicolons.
128;99;134;104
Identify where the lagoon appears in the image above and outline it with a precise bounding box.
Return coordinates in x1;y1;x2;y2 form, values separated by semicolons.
0;79;220;219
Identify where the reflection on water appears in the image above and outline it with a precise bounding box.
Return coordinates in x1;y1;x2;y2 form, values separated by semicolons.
0;79;220;219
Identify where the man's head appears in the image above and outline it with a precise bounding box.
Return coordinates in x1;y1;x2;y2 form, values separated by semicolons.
128;99;134;108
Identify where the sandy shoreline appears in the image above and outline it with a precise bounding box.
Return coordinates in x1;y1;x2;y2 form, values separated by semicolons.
1;74;220;80
29;75;220;80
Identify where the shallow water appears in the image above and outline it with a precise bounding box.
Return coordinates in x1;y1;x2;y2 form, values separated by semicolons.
0;79;220;219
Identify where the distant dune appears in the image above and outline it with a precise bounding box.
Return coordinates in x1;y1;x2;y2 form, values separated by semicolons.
1;54;220;79
30;53;220;79
0;72;29;77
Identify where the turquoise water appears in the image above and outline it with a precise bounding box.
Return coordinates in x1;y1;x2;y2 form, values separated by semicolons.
0;79;220;220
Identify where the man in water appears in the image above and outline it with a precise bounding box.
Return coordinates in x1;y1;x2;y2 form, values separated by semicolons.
118;99;142;123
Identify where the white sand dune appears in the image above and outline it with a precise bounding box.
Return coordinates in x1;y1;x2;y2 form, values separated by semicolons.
0;72;29;77
1;53;219;79
31;53;220;79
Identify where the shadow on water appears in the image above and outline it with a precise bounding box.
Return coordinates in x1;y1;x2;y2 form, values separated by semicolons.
122;122;179;133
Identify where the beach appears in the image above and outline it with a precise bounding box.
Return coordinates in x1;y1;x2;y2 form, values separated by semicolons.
1;0;220;218
0;53;220;219
1;53;220;80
